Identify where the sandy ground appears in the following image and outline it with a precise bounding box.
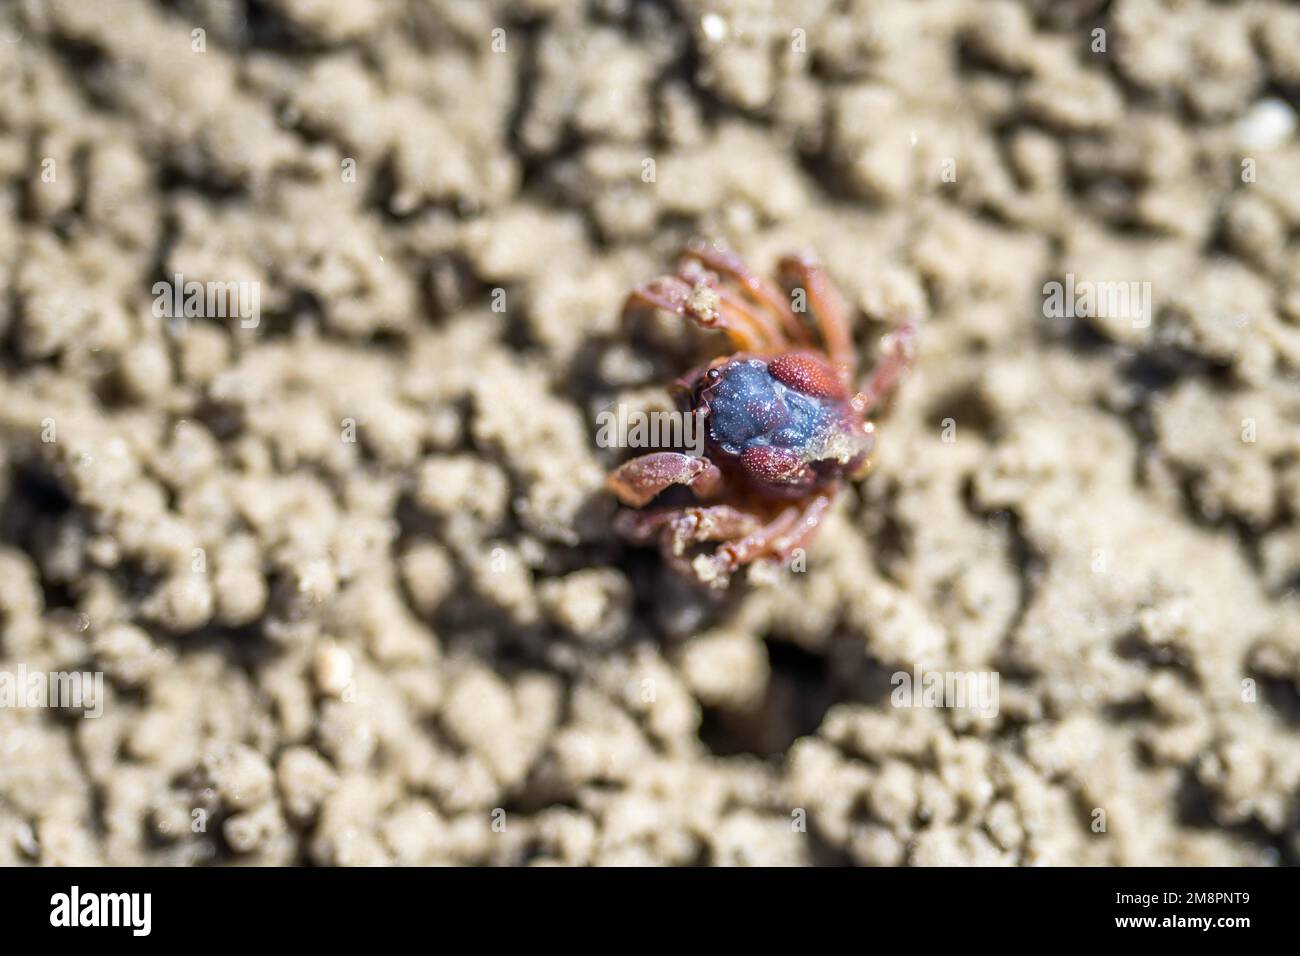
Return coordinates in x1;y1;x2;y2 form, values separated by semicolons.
0;0;1298;866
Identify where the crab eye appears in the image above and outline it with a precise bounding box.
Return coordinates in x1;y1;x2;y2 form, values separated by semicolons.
706;368;721;381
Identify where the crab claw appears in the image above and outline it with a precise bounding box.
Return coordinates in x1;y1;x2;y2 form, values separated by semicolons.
605;452;724;508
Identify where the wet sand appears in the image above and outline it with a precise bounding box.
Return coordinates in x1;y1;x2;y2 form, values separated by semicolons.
0;0;1298;865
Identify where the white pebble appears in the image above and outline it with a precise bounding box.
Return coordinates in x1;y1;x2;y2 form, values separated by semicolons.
701;14;727;43
15;822;39;858
313;643;354;697
1235;98;1296;151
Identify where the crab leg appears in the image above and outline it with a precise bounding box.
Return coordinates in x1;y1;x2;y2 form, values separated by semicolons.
693;492;837;583
697;503;804;580
624;275;772;352
606;452;724;508
675;258;787;347
767;492;835;564
716;287;789;347
618;504;761;551
616;504;765;579
777;255;856;371
854;314;918;416
681;239;809;346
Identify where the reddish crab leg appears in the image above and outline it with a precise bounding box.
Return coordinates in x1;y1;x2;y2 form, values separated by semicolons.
624;275;770;352
617;504;765;580
715;287;788;348
618;504;761;552
768;492;834;565
675;258;787;348
855;314;919;416
682;239;810;346
695;491;835;582
777;255;856;372
700;503;805;580
606;452;724;508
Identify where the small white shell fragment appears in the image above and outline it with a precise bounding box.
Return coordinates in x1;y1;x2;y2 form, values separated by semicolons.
313;642;354;698
701;13;727;43
15;821;40;858
1235;97;1296;151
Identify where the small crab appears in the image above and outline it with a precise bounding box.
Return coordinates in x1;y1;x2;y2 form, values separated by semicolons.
606;238;918;588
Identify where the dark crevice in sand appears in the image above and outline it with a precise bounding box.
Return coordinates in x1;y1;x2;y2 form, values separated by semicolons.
701;634;911;764
958;477;1044;672
2;0;1295;866
925;381;999;438
1114;628;1196;678
228;0;323;55
1174;770;1292;866
155;161;248;203
1253;671;1300;729
0;463;82;615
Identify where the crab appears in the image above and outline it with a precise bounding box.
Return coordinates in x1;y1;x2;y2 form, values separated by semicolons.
606;238;918;588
